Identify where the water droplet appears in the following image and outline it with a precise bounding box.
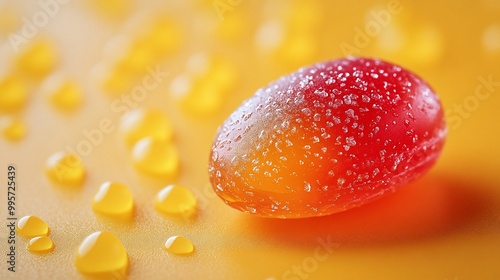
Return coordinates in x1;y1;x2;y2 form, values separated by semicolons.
16;38;57;78
42;75;83;111
155;184;196;215
304;182;311;192
28;236;54;253
131;138;179;178
0;74;28;113
17;216;49;237
346;136;356;146
120;109;173;147
45;152;85;186
164;236;194;255
92;182;134;218
1;117;26;142
74;231;128;276
313;113;321;121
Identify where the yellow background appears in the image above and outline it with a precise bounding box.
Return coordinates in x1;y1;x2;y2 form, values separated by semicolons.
1;0;500;279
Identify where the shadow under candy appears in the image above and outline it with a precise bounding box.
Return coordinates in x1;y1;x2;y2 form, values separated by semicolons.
241;173;499;247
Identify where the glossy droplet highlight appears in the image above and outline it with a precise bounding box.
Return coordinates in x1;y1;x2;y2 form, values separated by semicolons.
155;184;196;215
131;138;179;178
92;182;134;217
28;236;55;253
74;231;128;275
45;151;86;185
120;109;173;147
164;236;194;255
17;215;49;237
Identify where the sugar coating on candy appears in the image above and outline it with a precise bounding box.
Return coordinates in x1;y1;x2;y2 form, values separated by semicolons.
208;57;446;218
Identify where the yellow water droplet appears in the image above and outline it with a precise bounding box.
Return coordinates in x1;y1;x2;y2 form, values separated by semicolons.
92;62;135;95
28;236;55;253
17;215;49;237
92;182;134;217
144;18;182;56
214;12;248;42
376;17;444;66
170;74;225;116
0;73;28;113
112;37;157;74
255;2;321;69
2;117;26;142
186;53;237;90
170;53;238;117
0;4;19;35
85;0;131;19
207;59;238;91
131;138;179;178
16;39;57;79
277;33;316;67
155;184;196;215
74;231;128;276
120;109;173;147
42;74;83;111
164;236;194;255
45;151;86;186
286;1;322;31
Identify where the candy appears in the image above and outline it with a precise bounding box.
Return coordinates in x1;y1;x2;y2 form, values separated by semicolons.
208;57;446;218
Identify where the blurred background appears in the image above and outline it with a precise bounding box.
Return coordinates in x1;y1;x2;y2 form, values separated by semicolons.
1;0;500;279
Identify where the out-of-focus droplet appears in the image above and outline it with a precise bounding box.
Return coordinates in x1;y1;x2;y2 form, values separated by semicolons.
45;151;86;186
85;0;131;19
154;184;197;215
28;236;55;253
186;53;237;90
131;138;179;178
288;2;322;30
120;109;173;147
170;53;238;117
215;12;248;42
42;74;83;111
114;37;157;74
171;77;224;116
0;4;19;35
0;73;28;113
376;20;444;66
255;20;285;53
92;62;135;96
17;215;49;237
482;24;500;54
278;34;316;67
164;236;194;255
2;117;26;142
16;39;57;79
74;231;128;276
407;24;444;65
144;18;182;56
92;182;134;217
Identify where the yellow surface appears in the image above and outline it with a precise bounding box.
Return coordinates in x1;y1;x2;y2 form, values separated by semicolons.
1;0;500;279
